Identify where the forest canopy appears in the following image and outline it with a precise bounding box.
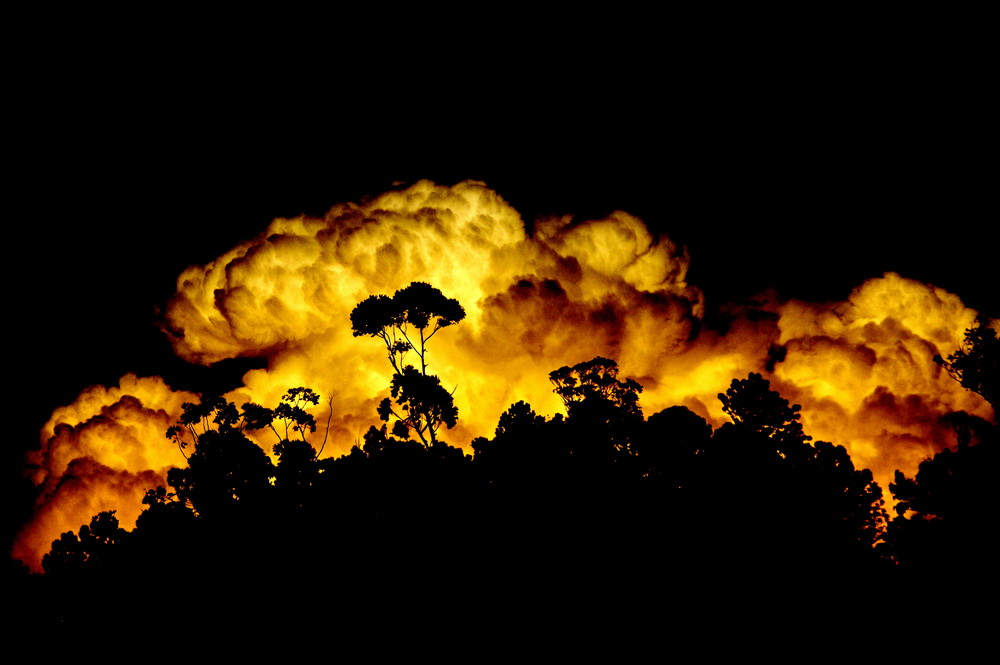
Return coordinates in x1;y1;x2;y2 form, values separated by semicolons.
12;284;997;638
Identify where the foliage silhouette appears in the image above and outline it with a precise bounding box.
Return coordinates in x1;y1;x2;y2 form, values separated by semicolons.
157;387;333;524
934;316;998;408
888;320;998;576
166;393;275;457
548;356;644;466
634;405;713;486
718;372;809;456
351;281;465;446
167;428;275;519
33;351;966;635
41;511;128;576
885;421;996;574
710;373;887;575
273;386;320;441
550;356;644;419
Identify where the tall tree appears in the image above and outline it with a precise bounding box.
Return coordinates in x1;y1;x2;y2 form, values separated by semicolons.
351;282;465;446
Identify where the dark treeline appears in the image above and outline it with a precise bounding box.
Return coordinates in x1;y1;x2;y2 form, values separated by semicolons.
10;284;997;645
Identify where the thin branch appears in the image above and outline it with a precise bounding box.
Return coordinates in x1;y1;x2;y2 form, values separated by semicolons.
176;437;189;461
317;395;335;458
423;321;443;343
419;327;428;375
399;326;420;366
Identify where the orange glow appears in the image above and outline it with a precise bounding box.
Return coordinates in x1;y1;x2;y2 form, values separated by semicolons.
15;375;196;569
771;275;993;484
14;180;994;571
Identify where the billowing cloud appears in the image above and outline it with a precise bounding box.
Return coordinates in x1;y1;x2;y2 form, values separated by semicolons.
15;180;993;571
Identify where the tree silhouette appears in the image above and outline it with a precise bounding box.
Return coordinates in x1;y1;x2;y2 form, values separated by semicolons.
273;438;319;503
166;428;275;519
550;356;643;420
711;373;886;574
472;399;565;492
718;372;809;455
885;425;997;572
166;393;274;458
351;281;465;446
635;405;713;486
273;386;320;441
549;356;644;461
887;320;998;575
134;485;196;537
41;511;128;576
162;388;326;519
934;317;998;408
32;362;905;636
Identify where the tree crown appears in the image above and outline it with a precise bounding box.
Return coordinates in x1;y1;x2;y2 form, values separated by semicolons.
934;317;998;409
